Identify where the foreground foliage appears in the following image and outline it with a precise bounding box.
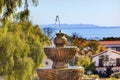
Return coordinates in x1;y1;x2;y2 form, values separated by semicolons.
111;73;120;79
0;0;39;20
77;56;97;74
0;21;51;80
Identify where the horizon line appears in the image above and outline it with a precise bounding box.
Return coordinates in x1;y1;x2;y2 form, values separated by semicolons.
40;24;120;27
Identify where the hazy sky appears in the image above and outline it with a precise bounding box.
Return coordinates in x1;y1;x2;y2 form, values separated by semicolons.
30;0;120;26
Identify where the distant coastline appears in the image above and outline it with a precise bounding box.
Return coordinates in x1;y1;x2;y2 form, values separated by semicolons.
40;24;120;29
40;24;120;40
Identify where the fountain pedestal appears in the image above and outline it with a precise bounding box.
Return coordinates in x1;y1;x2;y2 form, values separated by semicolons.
37;32;84;80
52;62;67;69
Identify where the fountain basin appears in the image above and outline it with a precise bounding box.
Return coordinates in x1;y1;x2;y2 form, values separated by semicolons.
44;47;77;62
44;47;78;68
37;66;84;80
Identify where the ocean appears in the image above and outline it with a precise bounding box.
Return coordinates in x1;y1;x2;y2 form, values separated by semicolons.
51;27;120;40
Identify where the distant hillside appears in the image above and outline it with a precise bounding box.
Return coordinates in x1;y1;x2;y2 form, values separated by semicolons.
40;24;120;29
40;24;99;29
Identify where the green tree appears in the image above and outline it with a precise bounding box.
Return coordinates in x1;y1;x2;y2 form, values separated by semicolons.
102;37;120;41
72;38;106;56
87;40;106;55
72;37;87;55
0;0;39;21
0;0;52;80
0;21;51;80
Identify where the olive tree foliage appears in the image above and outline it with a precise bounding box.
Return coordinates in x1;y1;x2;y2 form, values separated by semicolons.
0;21;51;80
0;1;52;80
0;0;39;21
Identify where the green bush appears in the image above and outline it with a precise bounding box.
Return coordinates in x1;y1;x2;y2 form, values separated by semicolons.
88;74;99;79
77;56;97;74
111;73;120;78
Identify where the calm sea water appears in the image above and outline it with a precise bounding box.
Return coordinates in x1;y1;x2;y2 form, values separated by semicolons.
52;27;120;39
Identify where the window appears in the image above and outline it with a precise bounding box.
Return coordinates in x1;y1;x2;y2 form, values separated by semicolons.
116;48;120;52
116;58;120;66
99;59;103;67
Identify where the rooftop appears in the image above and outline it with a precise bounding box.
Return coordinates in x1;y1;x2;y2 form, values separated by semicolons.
91;49;120;58
99;41;120;45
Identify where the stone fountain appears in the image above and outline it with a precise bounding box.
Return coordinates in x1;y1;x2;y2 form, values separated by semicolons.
37;31;84;80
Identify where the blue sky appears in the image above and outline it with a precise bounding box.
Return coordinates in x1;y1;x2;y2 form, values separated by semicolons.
30;0;120;26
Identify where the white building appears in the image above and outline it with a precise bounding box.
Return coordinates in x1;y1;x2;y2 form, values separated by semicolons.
92;48;120;73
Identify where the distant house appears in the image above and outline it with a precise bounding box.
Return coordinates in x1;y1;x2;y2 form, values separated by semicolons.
92;48;120;73
99;41;120;51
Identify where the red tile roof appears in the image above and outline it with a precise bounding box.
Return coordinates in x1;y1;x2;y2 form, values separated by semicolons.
99;41;120;45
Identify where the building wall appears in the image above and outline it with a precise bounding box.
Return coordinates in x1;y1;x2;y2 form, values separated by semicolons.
105;44;120;51
92;49;120;67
